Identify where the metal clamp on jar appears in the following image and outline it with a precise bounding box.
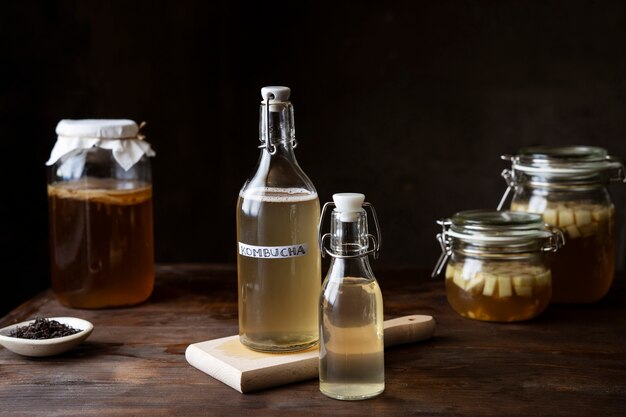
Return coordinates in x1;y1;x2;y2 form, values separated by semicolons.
432;210;564;322
497;146;625;304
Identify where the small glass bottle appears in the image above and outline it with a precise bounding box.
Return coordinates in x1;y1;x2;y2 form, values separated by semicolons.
236;86;321;352
498;146;624;303
318;193;384;400
46;119;155;308
433;210;564;322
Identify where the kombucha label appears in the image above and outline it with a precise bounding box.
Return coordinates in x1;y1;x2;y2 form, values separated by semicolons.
238;242;308;259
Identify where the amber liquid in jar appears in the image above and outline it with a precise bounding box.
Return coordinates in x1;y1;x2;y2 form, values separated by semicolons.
48;178;154;308
445;259;552;322
512;202;615;303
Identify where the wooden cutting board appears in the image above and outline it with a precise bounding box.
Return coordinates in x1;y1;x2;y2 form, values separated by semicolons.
185;314;435;393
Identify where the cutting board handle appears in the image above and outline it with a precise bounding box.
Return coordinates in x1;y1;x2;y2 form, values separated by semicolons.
383;314;436;348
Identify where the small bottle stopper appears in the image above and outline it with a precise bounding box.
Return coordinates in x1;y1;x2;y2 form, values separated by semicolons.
333;193;365;222
261;86;291;110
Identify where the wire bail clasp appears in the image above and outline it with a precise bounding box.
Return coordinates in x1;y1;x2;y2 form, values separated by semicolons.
318;201;382;260
431;219;452;278
258;92;298;155
606;155;626;183
543;227;565;253
497;154;519;211
258;92;277;155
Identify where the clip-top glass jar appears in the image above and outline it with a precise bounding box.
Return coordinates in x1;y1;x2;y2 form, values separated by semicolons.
498;146;624;304
46;119;156;309
433;210;563;322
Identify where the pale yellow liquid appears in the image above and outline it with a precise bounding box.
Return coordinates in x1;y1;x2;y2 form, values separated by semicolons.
320;277;384;400
236;188;321;352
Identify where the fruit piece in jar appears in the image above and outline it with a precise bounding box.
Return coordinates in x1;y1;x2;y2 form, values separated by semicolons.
513;202;530;212
520;203;613;241
449;259;483;289
542;208;558;226
574;208;591;226
453;267;466;290
466;274;486;294
498;276;513;297
445;264;455;279
512;275;534;297
565;224;581;239
558;208;574;227
482;274;498;296
534;270;552;286
579;222;598;237
592;207;608;222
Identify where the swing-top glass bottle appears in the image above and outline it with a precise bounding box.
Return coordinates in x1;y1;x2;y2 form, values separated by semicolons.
236;86;321;352
318;193;384;400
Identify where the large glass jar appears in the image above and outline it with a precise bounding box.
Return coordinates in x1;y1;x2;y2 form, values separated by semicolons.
46;119;155;309
433;210;563;322
498;146;624;304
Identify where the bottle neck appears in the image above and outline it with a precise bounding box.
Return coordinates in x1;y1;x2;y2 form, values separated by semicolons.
259;101;296;151
256;99;300;177
243;97;315;194
329;210;369;257
324;206;378;282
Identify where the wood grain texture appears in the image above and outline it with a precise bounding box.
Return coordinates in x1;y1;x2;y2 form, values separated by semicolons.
1;264;625;416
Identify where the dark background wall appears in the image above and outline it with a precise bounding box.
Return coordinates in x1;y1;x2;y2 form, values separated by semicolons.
2;0;625;315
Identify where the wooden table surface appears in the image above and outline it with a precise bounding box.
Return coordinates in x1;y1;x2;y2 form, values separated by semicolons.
1;264;625;416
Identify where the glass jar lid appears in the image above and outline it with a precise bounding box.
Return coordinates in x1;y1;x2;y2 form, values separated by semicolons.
446;209;553;244
503;145;624;183
432;209;564;278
